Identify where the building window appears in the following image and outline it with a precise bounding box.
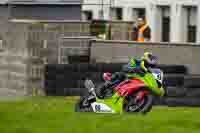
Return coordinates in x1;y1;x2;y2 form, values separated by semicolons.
111;8;123;20
181;6;197;43
187;7;197;43
82;11;93;21
132;8;146;21
116;8;123;20
161;6;170;42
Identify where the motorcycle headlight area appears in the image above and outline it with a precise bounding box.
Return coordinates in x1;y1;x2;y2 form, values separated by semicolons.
150;68;164;84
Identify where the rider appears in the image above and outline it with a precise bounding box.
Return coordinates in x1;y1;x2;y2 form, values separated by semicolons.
97;52;158;98
125;52;158;75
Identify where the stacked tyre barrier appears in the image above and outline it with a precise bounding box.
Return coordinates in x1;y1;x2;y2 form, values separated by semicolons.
163;75;200;107
44;63;200;106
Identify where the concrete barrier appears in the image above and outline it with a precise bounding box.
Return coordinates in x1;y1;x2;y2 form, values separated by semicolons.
90;40;200;74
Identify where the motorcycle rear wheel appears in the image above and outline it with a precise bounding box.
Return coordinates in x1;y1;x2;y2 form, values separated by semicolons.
125;91;154;114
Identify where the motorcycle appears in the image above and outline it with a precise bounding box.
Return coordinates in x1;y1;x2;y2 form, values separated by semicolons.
75;68;165;114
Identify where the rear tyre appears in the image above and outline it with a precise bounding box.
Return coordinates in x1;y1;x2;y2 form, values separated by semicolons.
125;91;154;114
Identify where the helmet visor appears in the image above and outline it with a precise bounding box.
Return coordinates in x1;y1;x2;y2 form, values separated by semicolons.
148;54;158;65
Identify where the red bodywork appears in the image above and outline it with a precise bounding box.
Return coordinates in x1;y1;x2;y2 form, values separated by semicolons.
115;79;148;97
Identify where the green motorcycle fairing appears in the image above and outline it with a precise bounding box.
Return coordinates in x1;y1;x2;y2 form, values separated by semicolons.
95;93;124;113
127;72;165;96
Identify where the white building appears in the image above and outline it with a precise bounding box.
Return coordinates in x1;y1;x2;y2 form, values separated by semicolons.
82;0;200;43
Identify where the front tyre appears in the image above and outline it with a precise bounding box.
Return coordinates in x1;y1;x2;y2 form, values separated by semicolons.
75;96;93;112
125;91;154;114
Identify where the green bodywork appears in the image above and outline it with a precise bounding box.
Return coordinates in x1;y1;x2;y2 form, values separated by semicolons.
127;58;165;96
127;73;165;96
95;72;165;113
96;93;124;113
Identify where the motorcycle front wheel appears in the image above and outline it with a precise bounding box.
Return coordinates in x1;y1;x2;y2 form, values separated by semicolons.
125;91;154;114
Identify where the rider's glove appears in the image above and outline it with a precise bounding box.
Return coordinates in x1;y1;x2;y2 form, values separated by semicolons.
111;72;127;82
